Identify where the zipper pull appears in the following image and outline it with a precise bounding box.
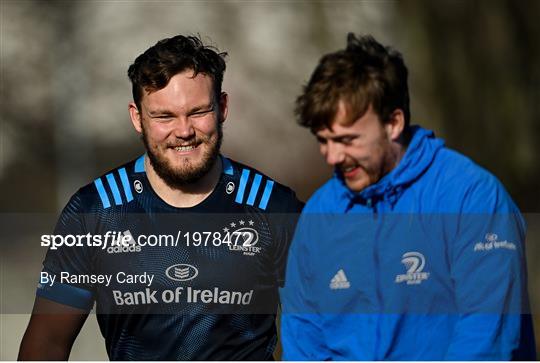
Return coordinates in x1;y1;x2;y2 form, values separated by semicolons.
366;198;378;217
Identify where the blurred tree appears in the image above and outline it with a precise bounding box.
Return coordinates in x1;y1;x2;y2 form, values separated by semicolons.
397;0;540;212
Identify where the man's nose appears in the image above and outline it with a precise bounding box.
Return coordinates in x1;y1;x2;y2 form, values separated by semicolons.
324;142;345;166
172;117;195;139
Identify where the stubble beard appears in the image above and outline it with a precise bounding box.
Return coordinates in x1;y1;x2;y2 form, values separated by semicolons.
142;123;223;189
340;140;393;192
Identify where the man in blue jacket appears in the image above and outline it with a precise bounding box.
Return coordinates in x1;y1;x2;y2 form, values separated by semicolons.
279;33;536;360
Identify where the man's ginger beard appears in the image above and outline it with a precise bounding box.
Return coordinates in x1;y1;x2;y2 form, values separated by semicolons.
142;122;223;189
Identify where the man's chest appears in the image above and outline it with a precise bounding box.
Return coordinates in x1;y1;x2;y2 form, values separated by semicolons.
86;212;280;313
309;214;456;314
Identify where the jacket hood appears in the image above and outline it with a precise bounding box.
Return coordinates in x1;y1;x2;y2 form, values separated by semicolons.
337;126;444;208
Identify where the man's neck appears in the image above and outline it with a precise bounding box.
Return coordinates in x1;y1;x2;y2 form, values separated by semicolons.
145;157;222;208
394;128;412;168
385;139;408;176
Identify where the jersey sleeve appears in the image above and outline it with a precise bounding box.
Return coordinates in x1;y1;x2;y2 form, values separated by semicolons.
266;187;304;287
37;191;95;311
444;175;536;360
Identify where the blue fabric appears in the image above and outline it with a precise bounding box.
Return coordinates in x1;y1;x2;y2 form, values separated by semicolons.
37;281;94;311
118;167;134;202
280;126;536;360
106;173;123;205
93;178;111;209
247;174;263;206
134;154;145;173
259;180;274;210
235;169;251;203
222;155;234;175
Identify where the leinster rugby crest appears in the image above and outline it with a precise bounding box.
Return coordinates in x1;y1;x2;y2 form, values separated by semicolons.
222;219;261;256
395;251;430;285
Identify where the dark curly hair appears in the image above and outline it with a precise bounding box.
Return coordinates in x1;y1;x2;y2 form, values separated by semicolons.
295;33;410;131
128;35;227;108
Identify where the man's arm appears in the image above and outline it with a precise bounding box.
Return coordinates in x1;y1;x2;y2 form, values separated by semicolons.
279;212;330;360
444;177;536;360
18;297;89;360
20;191;94;360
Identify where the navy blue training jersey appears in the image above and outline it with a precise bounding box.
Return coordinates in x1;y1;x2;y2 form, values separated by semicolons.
37;155;303;360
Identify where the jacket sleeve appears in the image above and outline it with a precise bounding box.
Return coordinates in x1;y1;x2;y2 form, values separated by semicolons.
444;176;536;360
279;212;330;361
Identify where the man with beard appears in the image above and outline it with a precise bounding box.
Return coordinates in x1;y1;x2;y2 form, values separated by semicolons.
19;35;303;360
279;34;535;360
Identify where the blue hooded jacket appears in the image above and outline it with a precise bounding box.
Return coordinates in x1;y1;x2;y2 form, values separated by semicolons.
280;126;536;360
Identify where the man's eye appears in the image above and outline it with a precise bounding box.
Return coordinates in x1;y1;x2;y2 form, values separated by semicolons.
190;109;214;118
153;116;173;121
340;137;355;145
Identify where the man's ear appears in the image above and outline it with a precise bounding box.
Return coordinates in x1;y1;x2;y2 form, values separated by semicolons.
218;92;229;123
385;109;405;141
129;102;143;133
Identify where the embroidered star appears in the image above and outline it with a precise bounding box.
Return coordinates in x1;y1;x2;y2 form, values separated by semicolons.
223;227;229;233
239;220;245;225
248;220;254;226
230;222;236;228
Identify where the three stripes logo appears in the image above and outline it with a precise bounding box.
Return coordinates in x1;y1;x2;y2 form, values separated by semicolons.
234;169;274;210
94;167;135;209
94;155;145;209
330;269;350;290
165;264;199;282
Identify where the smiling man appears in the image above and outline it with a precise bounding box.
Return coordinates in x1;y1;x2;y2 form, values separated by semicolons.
279;34;536;360
19;35;303;360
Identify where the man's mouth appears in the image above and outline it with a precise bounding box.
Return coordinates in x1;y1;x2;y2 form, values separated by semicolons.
341;165;361;178
174;145;197;152
169;141;201;153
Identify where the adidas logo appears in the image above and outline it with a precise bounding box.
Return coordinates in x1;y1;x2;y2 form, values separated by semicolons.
106;230;141;254
330;269;350;290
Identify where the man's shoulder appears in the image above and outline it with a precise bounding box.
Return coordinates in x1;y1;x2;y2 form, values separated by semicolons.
427;147;517;212
302;176;345;213
67;155;144;213
223;157;303;213
432;147;502;191
434;148;491;180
